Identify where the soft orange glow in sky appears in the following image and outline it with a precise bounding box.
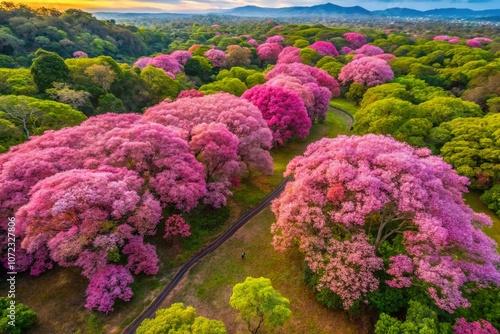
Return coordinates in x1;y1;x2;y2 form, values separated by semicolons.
14;0;223;12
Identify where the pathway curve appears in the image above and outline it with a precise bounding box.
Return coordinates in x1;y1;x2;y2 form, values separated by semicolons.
122;107;354;333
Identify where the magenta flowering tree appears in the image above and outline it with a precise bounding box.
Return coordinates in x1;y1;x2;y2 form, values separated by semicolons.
343;32;366;49
242;84;312;146
340;46;352;55
338;57;394;87
170;50;192;65
271;135;500;312
85;264;134;313
163;214;191;239
309;41;339;57
453;318;499;334
374;53;396;62
303;82;331;122
467;37;494;48
73;50;88;58
149;54;183;75
257;43;283;63
190;122;240;207
177;89;205;99
449;37;460;44
144;92;273;179
277;46;301;64
247;38;259;47
267;74;315;113
204;47;227;68
134;57;153;70
265;35;285;44
266;62;340;97
434;35;451;41
354;44;385;56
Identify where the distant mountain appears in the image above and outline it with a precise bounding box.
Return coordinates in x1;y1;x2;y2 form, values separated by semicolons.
223;3;371;17
222;2;499;18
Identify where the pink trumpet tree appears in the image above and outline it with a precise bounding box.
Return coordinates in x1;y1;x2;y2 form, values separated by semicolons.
309;41;339;57
277;46;302;64
271;134;500;312
204;47;227;68
242;84;312;146
257;43;283;63
149;54;183;75
343;32;367;49
338;57;394;87
170;50;192;65
265;35;285;44
354;44;385;56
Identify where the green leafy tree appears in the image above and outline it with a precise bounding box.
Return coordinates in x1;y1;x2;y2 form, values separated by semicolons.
439;113;500;189
229;277;291;334
199;77;247;97
30;48;69;93
85;64;116;93
140;65;181;103
136;303;226;334
375;300;451;334
0;297;37;334
96;93;126;114
0;95;86;140
481;185;500;216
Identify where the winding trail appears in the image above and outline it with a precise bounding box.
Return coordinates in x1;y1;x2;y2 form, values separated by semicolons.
122;107;354;333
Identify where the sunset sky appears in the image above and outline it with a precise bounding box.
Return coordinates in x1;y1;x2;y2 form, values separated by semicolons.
15;0;500;13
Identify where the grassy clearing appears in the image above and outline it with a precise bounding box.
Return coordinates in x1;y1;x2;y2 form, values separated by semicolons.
330;98;359;116
464;191;500;249
161;207;359;334
12;109;349;333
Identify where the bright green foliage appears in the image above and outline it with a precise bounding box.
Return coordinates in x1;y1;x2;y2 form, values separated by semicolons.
136;303;226;334
487;97;500;113
199;77;247;96
184;56;213;82
354;98;416;135
140;65;181;103
30;49;69;93
0;118;23;152
0;69;37;96
360;83;412;108
229;277;291;334
481;185;500;216
375;300;450;334
393;75;449;104
345;83;367;105
0;95;86;141
96;93;126;114
293;39;310;48
216;67;264;88
416;97;483;126
0;297;37;334
299;47;322;65
439;113;500;189
316;56;344;78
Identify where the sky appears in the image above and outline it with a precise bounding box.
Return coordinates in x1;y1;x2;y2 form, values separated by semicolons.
15;0;500;13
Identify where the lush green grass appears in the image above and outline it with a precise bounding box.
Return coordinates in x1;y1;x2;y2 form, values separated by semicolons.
161;208;359;334
464;191;500;250
330;98;359;116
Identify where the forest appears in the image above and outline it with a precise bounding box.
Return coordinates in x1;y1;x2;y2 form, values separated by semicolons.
0;1;499;333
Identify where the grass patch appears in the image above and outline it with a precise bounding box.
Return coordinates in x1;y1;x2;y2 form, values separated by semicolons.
161;208;359;334
464;190;500;249
330;98;359;116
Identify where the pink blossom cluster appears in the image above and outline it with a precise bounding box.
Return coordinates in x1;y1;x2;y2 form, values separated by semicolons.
73;50;88;58
170;50;192;65
242;84;312;146
133;54;183;77
453;318;499;334
338;56;394;87
353;44;385;56
340;46;352;55
309;41;339;57
343;32;367;49
271;134;500;311
277;46;301;64
257;43;283;62
265;35;285;44
466;37;494;48
204;47;227;67
434;35;451;41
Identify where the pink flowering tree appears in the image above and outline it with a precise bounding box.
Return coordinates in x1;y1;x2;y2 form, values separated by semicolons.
144;93;273;194
434;35;451;41
265;35;285;44
149;54;183;75
134;57;153;70
338;57;394;87
271;134;500;312
449;37;460;44
277;46;301;64
73;51;88;58
340;46;352;55
343;32;366;49
373;53;396;62
267;74;315;114
309;41;339;57
453;318;499;334
85;264;134;313
170;50;192;65
354;44;385;56
247;38;259;47
257;43;283;63
176;89;205;99
242;84;312;146
204;47;227;68
467;37;494;48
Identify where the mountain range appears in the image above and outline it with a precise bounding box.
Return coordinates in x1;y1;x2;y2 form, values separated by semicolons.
221;2;499;18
